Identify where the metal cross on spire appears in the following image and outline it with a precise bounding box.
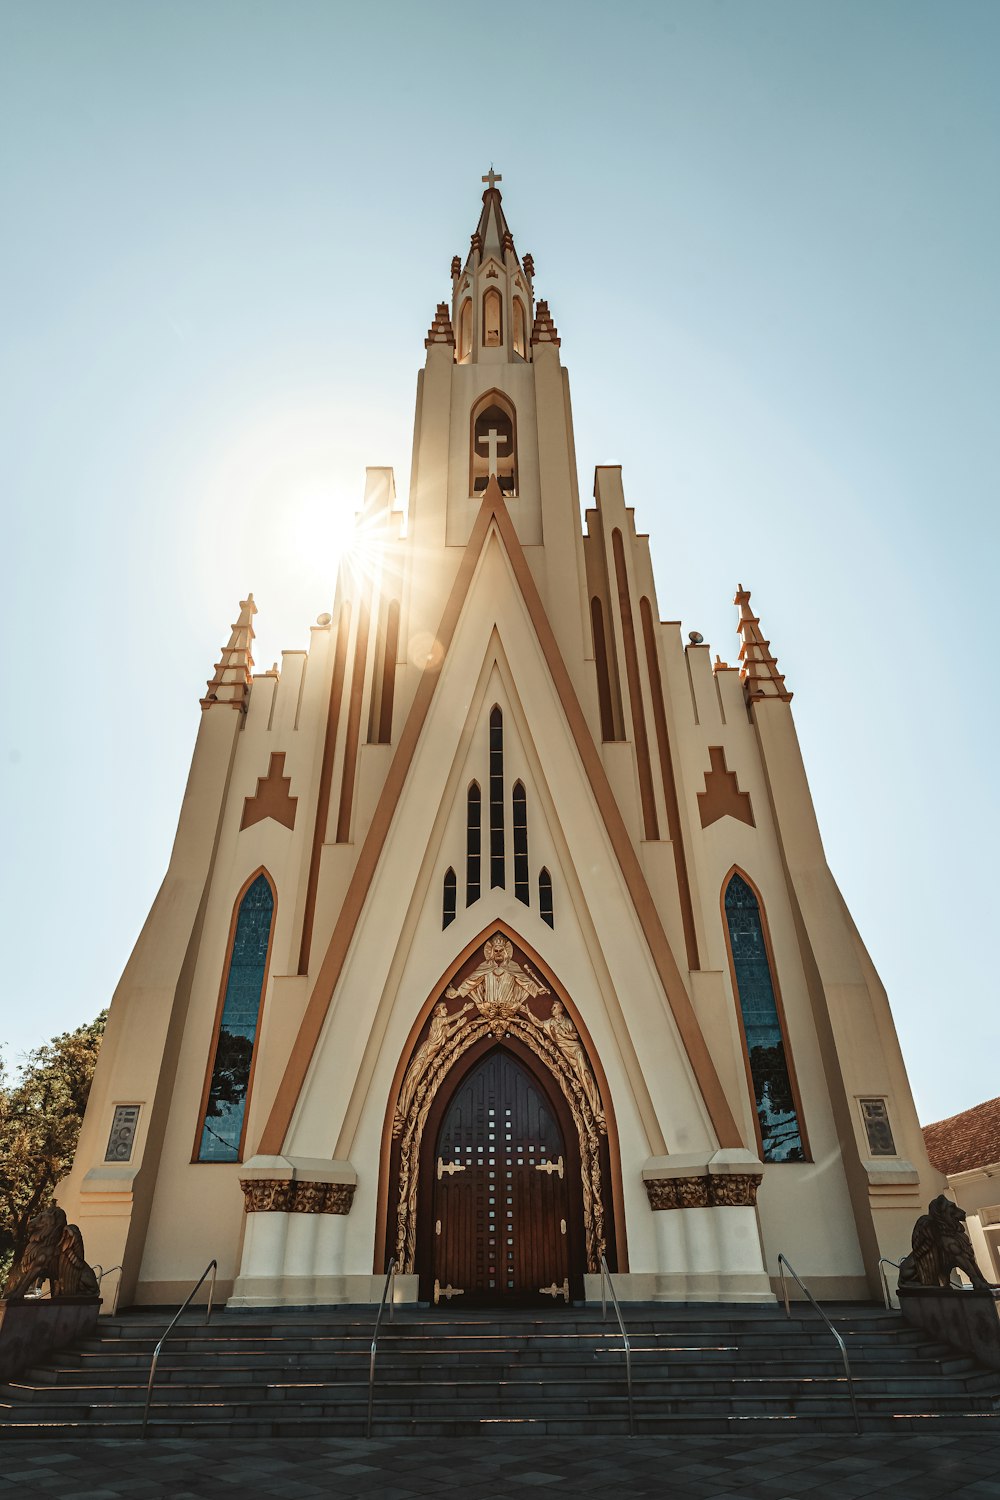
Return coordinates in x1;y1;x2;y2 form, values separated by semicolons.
482;167;502;191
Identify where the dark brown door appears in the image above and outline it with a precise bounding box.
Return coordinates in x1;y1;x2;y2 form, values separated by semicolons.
431;1050;571;1306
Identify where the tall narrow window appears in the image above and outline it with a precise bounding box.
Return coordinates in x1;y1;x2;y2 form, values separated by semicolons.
197;873;275;1163
483;286;502;346
590;597;617;741
512;782;529;904
471;392;517;496
539;868;554;928
458;300;472;362
513;299;527;358
466;783;481;905
442;868;457;929
489;707;505;888
377;599;399;744
724;872;805;1163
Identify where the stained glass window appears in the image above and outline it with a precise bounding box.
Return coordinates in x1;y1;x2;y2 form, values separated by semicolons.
197;874;274;1163
466;783;481;904
724;873;804;1162
489;708;505;889
443;867;457;929
512;782;529;905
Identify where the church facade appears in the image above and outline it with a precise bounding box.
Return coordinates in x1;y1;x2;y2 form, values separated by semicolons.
59;177;942;1309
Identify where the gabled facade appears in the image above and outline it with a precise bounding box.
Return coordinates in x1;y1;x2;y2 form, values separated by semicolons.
59;176;943;1308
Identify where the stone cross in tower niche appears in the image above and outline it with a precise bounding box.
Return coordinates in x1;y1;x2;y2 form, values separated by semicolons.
482;168;502;190
477;427;509;476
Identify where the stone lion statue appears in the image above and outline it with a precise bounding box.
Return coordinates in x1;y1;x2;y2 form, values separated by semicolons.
897;1194;994;1292
3;1206;100;1301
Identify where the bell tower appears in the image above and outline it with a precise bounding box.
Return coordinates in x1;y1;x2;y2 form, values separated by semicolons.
408;172;590;684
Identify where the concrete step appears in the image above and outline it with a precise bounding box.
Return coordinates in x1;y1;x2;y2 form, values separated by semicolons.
2;1302;998;1440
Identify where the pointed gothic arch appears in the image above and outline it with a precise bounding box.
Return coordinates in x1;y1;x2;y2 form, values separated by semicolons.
721;866;809;1163
470;389;517;497
375;922;626;1286
193;866;277;1163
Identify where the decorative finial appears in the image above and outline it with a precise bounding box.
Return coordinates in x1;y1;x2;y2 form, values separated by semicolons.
734;585;792;704
481;167;502;192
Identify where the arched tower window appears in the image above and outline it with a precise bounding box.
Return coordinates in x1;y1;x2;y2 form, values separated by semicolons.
471;391;517;497
723;872;806;1163
512;781;529;904
442;867;457;929
489;706;505;889
482;286;502;347
466;783;481;905
196;872;275;1163
458;300;472;363
539;868;554;928
513;299;527;358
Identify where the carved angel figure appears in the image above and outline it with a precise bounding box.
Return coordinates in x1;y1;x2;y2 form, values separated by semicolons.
445;936;549;1025
542;1001;604;1125
394;1000;473;1132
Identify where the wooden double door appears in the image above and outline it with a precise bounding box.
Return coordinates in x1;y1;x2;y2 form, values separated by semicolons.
424;1048;580;1306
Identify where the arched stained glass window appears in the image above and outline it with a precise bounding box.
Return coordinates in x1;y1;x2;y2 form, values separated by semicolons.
539;868;554;928
197;873;275;1163
489;707;505;889
513;782;529;904
724;872;805;1162
442;867;457;929
466;782;481;905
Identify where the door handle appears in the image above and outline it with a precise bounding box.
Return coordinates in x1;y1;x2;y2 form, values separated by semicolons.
437;1157;466;1179
535;1155;564;1179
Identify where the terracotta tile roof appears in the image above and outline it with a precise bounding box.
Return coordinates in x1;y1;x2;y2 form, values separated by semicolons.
923;1096;1000;1176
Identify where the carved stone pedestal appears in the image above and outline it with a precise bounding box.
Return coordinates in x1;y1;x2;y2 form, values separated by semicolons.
0;1296;101;1380
229;1155;362;1307
641;1150;774;1303
898;1286;1000;1371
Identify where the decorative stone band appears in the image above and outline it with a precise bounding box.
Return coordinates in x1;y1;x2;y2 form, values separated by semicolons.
240;1180;356;1216
644;1173;762;1211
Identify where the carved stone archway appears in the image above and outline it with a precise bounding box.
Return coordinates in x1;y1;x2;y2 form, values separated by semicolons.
386;933;613;1275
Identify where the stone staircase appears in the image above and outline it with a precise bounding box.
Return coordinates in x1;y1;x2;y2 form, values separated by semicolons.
1;1303;999;1438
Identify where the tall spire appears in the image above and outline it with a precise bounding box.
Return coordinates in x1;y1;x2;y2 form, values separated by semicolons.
467;167;518;267
734;586;792;704
201;594;256;712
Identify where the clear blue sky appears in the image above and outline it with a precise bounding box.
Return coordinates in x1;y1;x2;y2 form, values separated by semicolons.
2;1;997;1124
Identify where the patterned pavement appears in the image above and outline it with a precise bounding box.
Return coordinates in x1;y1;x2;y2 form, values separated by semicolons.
2;1434;1000;1499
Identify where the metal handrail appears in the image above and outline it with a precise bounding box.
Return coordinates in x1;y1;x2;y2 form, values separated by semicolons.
878;1255;902;1310
600;1253;635;1437
140;1260;217;1438
777;1253;860;1435
93;1264;124;1318
366;1258;396;1439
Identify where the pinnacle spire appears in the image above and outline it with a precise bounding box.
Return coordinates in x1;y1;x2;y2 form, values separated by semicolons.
734;585;792;704
468;167;517;266
201;594;256;712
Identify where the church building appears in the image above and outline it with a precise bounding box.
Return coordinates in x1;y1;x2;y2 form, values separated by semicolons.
59;175;943;1309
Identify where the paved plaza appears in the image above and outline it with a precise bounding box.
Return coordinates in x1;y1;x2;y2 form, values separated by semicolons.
2;1434;1000;1499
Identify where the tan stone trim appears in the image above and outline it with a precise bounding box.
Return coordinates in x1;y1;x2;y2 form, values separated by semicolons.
192;867;277;1164
240;752;298;833
640;597;700;970
612;530;659;840
491;500;741;1148
298;602;351;974
258;493;500;1158
644;1173;761;1209
240;1180;356;1214
720;866;811;1163
336;590;372;843
698;747;755;830
258;481;743;1160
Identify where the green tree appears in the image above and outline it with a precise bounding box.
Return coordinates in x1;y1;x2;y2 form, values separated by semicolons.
0;1013;106;1277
